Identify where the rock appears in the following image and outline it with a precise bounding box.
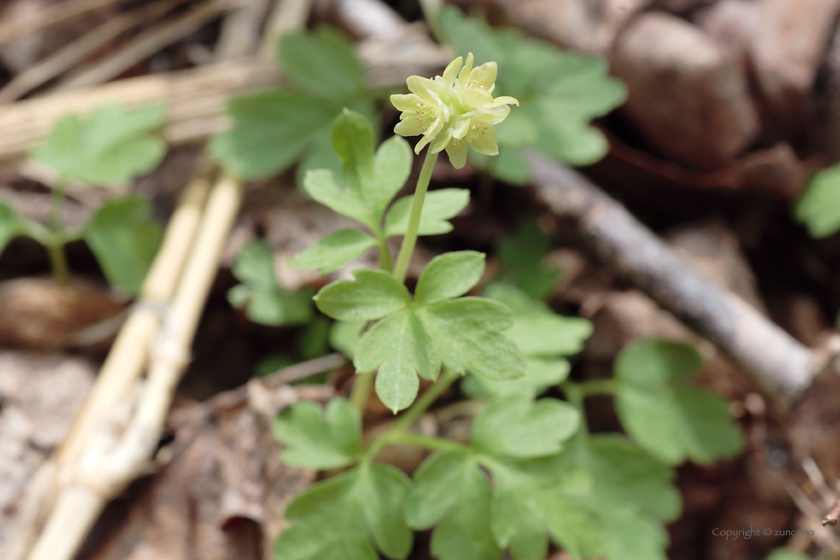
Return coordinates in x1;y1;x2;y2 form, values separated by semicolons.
611;13;759;170
488;0;650;54
748;0;840;137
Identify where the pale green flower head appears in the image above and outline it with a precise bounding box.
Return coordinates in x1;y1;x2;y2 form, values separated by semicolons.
390;53;519;169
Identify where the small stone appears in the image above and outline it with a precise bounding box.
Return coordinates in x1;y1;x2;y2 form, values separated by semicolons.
611;13;759;170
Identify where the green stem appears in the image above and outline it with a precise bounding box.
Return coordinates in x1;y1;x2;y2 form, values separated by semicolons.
375;231;393;272
367;369;460;457
48;179;70;287
576;378;617;397
350;370;375;413
392;149;438;283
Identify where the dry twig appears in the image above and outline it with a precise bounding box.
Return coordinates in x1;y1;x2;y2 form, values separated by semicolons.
0;0;190;104
528;152;831;399
0;0;129;48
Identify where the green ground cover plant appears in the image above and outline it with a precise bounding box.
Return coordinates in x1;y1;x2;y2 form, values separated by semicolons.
0;103;167;294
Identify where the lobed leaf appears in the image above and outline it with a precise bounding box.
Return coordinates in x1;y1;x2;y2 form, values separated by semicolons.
84;196;162;296
486;283;592;358
279;28;366;100
31;103;166;187
314;268;410;321
272;398;362;469
355;310;441;412
406;450;502;560
367;135;413;218
614;339;744;464
228;240;312;325
288;229;376;274
415;251;485;305
472;395;579;459
494;220;562;299
417;297;525;381
276;462;412;560
331;109;375;189
384;188;470;237
463;358;571;399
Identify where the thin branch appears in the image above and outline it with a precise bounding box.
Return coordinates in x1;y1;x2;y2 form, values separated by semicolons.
54;0;240;92
0;0;189;104
527;151;828;399
0;0;129;48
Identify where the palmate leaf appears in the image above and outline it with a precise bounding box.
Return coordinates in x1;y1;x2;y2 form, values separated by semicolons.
315;251;525;412
288;229;376;274
228;240;312;326
272;398;362;469
495;219;562;300
30;103;167;187
466;283;589;399
211;28;375;180
438;6;626;179
614;339;744;465
275;462;413;560
84;196;163;296
406;397;678;560
384;189;470;237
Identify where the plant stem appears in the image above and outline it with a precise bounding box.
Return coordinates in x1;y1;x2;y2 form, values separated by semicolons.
392;149;438;283
366;369;460;457
350;370;374;413
375;231;393;272
576;378;617;397
48;178;70;286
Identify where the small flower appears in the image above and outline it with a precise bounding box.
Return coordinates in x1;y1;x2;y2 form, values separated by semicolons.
390;53;519;169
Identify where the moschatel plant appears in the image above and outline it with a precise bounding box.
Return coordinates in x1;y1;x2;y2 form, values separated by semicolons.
268;49;744;560
0;103;167;295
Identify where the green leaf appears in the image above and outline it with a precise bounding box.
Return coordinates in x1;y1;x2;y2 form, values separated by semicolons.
417;297;525;381
84;195;162;296
211;92;337;180
384;188;470;237
406;450;502;560
462;357;570;399
303;168;373;228
272;398;362;469
615;339;744;464
314;269;410;321
228;240;312;325
330;319;365;358
288;229;375;274
276;462;412;560
354;310;441;412
765;550;811;560
0;201;22;255
279;28;365;100
331;109;375;189
537;435;681;560
485;283;592;358
495;220;562;299
795;164;840;237
367;135;412;218
31;104;166;187
472;395;579;458
415;251;485;305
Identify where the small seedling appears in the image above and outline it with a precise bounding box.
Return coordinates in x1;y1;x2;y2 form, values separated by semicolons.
0;103;167;294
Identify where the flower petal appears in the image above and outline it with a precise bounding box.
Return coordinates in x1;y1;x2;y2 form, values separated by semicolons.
442;56;463;88
458;53;475;88
391;93;423;113
406;75;435;96
430;127;453;153
395;117;423;137
445;140;468;169
490;95;519;108
463;88;495;109
468;62;497;90
468;125;498;156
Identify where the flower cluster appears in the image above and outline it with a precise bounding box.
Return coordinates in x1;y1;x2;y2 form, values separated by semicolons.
390;53;519;168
